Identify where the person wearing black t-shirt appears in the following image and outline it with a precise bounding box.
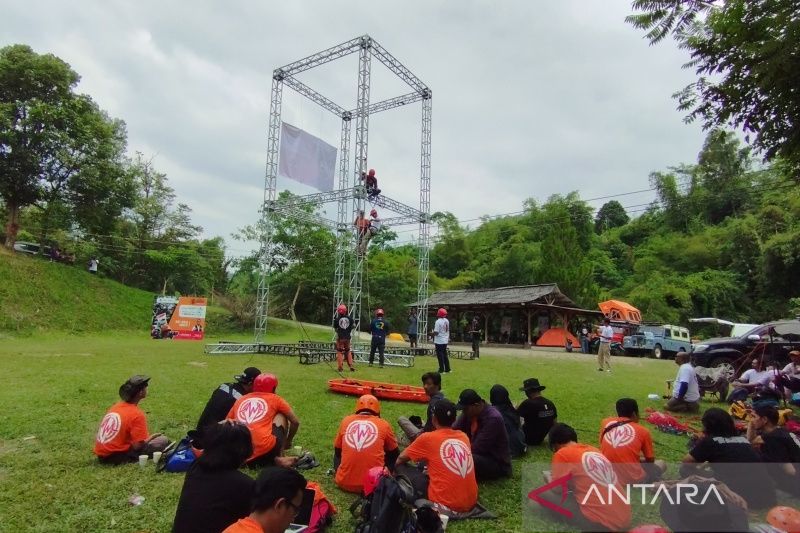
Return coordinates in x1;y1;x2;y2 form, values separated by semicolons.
748;404;800;496
173;421;255;533
681;408;776;509
517;378;557;446
192;367;261;448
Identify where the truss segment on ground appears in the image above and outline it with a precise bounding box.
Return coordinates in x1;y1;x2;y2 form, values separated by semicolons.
251;35;432;344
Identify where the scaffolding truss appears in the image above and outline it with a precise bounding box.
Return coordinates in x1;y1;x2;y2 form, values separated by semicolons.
253;35;432;343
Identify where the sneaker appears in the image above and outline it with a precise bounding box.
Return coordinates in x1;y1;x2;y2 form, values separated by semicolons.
598;368;604;372
349;366;356;372
337;368;343;373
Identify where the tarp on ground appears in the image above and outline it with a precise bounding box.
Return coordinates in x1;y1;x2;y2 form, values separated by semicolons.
598;300;642;323
536;328;578;348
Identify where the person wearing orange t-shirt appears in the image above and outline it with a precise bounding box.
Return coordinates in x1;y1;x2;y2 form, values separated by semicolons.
333;394;399;493
94;375;170;465
396;399;478;514
222;467;306;533
226;373;300;468
538;423;631;532
599;398;666;485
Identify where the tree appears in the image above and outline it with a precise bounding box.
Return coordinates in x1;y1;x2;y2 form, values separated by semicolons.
595;200;630;233
0;44;129;248
628;0;800;175
430;211;471;279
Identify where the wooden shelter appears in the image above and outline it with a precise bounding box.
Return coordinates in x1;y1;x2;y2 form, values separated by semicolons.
412;284;603;346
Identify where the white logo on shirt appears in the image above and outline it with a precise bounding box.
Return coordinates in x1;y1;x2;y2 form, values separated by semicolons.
236;397;268;425
439;438;473;478
581;451;617;485
338;317;351;329
344;420;378;451
603;423;635;448
97;412;121;444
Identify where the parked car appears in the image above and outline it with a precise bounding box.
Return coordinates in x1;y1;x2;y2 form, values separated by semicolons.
13;241;46;255
691;320;800;378
623;324;692;359
689;317;760;339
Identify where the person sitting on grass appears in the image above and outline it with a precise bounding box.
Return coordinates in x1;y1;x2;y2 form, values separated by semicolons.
775;350;800;400
517;378;557;446
539;423;631;532
226;373;300;468
395;400;478;514
489;384;527;458
747;404;800;496
599;398;666;484
681;407;776;510
192;367;261;448
333;395;399;494
222;467;307;533
94;375;170;465
664;352;701;413
397;371;446;443
453;389;512;481
173;420;255;533
727;357;776;403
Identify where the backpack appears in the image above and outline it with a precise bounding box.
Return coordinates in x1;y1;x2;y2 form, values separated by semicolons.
352;474;417;533
157;437;196;473
306;481;336;532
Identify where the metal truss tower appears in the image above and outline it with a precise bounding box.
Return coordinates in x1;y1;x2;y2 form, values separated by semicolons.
254;35;432;342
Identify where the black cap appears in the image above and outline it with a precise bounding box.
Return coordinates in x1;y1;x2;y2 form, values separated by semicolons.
432;399;458;423
119;375;150;401
235;367;261;384
520;378;546;393
456;389;483;410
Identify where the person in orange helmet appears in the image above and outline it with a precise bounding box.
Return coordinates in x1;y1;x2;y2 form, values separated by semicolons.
333;395;399;494
433;308;451;374
361;168;381;199
333;304;355;372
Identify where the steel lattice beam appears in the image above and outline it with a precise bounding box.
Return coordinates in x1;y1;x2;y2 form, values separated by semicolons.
349;92;424;117
283;76;347;117
278;36;363;77
370;40;429;94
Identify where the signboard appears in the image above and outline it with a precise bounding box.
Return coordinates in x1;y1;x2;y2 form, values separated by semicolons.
150;296;207;340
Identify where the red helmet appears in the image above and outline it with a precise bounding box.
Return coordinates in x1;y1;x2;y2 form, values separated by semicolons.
767;506;800;532
368;169;375;176
355;394;381;415
337;304;347;314
363;466;387;496
370;209;378;217
253;373;278;394
629;526;669;533
437;308;447;318
376;308;384;316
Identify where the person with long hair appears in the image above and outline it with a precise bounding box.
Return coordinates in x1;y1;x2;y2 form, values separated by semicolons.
173;420;255;533
489;384;526;457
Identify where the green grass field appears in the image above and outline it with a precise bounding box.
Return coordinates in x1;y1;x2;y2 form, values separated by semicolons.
8;325;786;533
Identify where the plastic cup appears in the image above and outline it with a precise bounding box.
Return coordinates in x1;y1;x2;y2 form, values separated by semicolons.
648;393;660;400
152;451;162;464
293;445;302;455
138;455;148;468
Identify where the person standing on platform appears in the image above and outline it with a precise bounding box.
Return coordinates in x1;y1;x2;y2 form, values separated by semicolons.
469;315;481;359
433;308;451;374
597;318;614;372
334;304;356;373
407;308;419;349
369;308;389;368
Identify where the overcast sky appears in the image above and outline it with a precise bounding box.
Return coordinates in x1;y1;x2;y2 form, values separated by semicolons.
4;1;706;254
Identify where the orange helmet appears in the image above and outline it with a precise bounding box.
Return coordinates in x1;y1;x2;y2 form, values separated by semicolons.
356;394;380;415
767;506;800;533
437;308;447;318
368;169;375;176
376;308;384;317
370;208;378;217
337;304;347;314
253;373;278;394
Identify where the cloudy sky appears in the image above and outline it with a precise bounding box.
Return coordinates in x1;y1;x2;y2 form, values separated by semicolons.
4;1;706;254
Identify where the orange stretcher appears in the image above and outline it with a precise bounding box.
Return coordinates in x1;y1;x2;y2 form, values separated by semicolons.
328;378;428;403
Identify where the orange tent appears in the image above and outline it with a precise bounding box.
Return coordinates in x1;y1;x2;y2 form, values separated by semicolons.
536;328;579;348
598;300;642;323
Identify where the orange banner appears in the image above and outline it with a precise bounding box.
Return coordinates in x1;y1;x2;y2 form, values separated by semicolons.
168;296;207;340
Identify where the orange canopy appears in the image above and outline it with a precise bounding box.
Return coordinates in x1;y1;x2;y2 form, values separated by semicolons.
536;328;579;348
598;300;641;323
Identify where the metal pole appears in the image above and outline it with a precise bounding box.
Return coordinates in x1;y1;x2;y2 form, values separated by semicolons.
333;113;352;329
417;92;432;345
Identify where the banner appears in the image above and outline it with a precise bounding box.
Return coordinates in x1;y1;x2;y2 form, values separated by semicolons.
151;296;179;339
278;122;337;191
169;297;207;340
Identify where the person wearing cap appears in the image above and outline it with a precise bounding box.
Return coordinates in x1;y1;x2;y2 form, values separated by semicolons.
541;423;632;531
333;394;399;493
433;308;451;374
193;367;262;447
333;304;355;372
664;351;701;413
368;308;389;368
517;378;557;446
599;398;666;485
747;404;800;496
775;350;800;399
396;399;478;514
597;317;614;372
397;371;447;442
94;375;170;464
453;389;512;481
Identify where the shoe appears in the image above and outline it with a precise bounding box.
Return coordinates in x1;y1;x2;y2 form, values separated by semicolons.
379;365;384;369
294;451;320;470
337;368;343;373
598;368;604;372
349;366;356;372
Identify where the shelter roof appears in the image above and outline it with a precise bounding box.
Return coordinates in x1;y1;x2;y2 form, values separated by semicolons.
412;284;600;315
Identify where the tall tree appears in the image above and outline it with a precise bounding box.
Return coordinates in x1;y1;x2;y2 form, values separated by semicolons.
595;200;630;233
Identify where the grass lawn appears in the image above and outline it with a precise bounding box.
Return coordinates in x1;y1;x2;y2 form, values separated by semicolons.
0;326;796;532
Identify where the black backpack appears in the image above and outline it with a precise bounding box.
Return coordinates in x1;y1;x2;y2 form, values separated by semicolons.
352;474;417;533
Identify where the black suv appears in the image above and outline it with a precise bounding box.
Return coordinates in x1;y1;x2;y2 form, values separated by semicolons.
691;320;800;376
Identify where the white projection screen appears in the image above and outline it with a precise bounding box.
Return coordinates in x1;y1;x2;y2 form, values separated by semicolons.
278;122;337;191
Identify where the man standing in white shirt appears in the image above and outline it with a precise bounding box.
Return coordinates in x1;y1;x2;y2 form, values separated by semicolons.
665;352;701;412
597;318;614;372
433;308;451;374
88;257;99;275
